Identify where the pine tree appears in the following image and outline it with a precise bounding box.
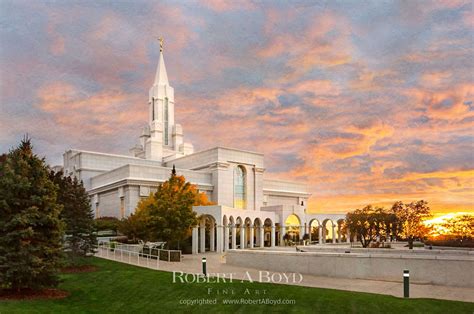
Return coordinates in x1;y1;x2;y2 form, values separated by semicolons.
0;137;64;291
50;171;97;261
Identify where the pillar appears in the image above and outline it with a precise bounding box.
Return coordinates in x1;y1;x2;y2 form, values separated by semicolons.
309;226;312;242
255;225;260;247
259;226;264;247
199;221;206;253
231;225;237;249
338;226;342;243
224;224;230;251
249;225;254;249
332;225;336;244
240;225;245;249
279;225;285;246
270;225;276;247
346;230;351;243
318;226;323;244
192;226;199;254
210;223;215;252
216;225;223;253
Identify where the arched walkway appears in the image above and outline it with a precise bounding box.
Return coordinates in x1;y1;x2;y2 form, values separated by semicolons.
321;219;333;243
192;215;218;253
309;219;321;244
283;214;301;245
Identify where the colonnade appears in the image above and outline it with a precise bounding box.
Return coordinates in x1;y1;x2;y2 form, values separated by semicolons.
191;217;352;254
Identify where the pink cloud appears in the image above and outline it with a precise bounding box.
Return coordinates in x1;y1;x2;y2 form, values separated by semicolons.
200;0;256;12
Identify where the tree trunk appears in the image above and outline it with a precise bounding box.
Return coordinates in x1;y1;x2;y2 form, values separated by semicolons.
408;237;414;249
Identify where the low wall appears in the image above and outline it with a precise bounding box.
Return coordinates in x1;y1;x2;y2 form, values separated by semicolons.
226;250;474;288
298;246;474;256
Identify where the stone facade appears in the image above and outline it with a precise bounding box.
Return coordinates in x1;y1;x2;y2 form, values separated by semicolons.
61;44;345;253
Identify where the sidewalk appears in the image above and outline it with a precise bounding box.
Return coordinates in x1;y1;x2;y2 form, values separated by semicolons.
96;249;474;303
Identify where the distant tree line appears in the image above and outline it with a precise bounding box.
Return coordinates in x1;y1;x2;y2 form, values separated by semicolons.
345;200;431;248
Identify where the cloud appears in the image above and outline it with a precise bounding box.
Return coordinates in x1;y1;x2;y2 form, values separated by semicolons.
200;0;256;12
1;1;473;214
36;82;145;142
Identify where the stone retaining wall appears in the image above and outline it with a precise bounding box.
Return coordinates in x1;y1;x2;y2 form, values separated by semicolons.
226;250;474;287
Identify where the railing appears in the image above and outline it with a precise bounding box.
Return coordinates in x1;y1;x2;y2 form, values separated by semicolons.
96;242;182;270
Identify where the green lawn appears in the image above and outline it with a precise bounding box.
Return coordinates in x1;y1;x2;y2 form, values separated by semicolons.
1;257;473;314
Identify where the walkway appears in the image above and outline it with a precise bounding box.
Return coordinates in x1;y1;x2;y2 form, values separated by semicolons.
96;249;474;303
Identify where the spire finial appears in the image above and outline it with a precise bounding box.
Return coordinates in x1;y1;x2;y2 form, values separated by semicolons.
158;37;164;52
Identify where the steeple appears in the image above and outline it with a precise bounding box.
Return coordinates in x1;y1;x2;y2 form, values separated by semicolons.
154;38;169;86
129;37;194;162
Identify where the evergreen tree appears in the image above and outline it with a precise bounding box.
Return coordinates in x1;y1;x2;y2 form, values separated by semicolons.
50;171;97;260
0;137;64;290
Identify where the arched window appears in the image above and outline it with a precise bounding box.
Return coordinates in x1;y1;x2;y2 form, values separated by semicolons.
234;166;246;209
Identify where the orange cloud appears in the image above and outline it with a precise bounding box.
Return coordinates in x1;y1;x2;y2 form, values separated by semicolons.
37;82;145;136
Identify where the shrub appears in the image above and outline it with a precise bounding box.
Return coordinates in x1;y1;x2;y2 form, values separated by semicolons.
95;217;120;233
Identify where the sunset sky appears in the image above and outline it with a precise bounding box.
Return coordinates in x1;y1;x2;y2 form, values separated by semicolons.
0;0;473;214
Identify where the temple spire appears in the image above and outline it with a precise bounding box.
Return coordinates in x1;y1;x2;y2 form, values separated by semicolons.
154;37;169;86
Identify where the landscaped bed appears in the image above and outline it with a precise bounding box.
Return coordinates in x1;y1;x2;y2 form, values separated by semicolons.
0;257;473;313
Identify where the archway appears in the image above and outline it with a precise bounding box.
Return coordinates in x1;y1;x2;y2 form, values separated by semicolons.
253;218;263;248
309;219;320;244
235;217;243;248
264;218;273;247
322;219;335;243
337;219;345;243
198;215;217;253
284;214;301;245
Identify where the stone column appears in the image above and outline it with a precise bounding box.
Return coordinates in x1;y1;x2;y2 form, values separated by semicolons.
259;226;264;247
279;225;285;246
249;225;254;249
192;226;199;254
255;225;260;247
309;226;312;242
318;226;323;244
231;225;237;249
332;225;336;244
224;224;230;251
199;221;206;253
337;226;342;243
270;225;276;247
210;223;215;252
240;225;245;249
346;230;351;243
216;225;223;253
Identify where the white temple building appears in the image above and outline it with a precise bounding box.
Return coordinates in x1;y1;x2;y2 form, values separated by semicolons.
61;42;347;254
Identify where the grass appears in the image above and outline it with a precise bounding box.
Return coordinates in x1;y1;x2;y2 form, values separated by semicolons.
1;257;473;314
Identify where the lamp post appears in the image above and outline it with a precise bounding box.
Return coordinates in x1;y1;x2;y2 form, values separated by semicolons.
403;269;410;298
202;257;207;277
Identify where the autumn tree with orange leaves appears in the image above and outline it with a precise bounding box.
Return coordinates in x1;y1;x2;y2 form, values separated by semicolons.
119;168;213;249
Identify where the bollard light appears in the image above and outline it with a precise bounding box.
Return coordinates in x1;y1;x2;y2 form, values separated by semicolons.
202;257;207;277
403;269;410;298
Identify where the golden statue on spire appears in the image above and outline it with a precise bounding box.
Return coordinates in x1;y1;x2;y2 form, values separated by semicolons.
158;37;164;52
